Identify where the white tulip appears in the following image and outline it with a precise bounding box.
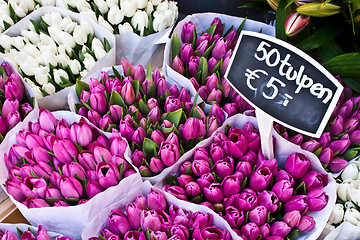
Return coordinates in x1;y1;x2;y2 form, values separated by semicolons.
60;16;77;33
24;78;35;87
345;201;357;209
83;53;96;70
80;20;94;37
23;44;42;59
94;0;108;14
131;10;148;36
20;56;37;76
91;38;103;51
55;0;67;8
344;208;360;226
98;16;113;33
0;35;12;51
325;223;335;231
35;66;50;85
76;0;92;12
21;30;40;45
57;44;72;55
59;31;76;49
341;163;359;181
64;0;76;8
349;180;360;206
107;5;124;25
145;2;154;16
48;25;63;45
156;0;169;12
0;15;14;31
38;43;57;55
121;0;136;18
328;204;344;225
168;1;178;20
42;12;62;26
12;36;26;51
80;69;88;77
92;38;106;60
81;45;90;54
41;50;58;67
0;1;9;16
31;85;44;98
53;69;69;85
39;32;56;48
42;83;56;95
338;179;353;202
81;10;97;22
106;0;118;8
68;59;81;75
151;0;161;6
118;22;134;34
73;26;88;45
9;1;27;18
136;0;147;9
23;0;35;11
153;11;172;32
57;52;70;68
37;0;56;6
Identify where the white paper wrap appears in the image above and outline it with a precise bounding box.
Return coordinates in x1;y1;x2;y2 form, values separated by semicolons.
153;114;336;240
0;111;143;240
81;180;239;240
323;222;360;240
2;6;116;111
163;13;276;103
0;223;62;239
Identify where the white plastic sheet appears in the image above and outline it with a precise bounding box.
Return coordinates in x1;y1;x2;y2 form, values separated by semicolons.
2;6;116;111
0;111;142;240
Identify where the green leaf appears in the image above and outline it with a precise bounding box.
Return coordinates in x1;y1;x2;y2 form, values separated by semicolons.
339;77;360;93
237;18;247;36
205;23;218;36
147;82;157;99
198;57;208;85
142;138;159;159
238;2;272;9
104;38;111;52
146;64;152;81
294;182;307;195
75;79;89;100
317;40;343;62
74;103;84;113
148;14;154;34
276;0;290;40
139;99;150;116
86;33;93;48
223;25;234;37
202;41;215;59
164;108;185;127
323;53;360;80
8;4;18;23
132;80;140;99
109;91;126;107
3;21;12;31
286;0;295;8
112;66;122;80
295;22;342;51
16;227;24;237
171;33;182;61
296;2;342;17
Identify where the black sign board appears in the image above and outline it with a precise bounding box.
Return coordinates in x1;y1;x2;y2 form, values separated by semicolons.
225;31;343;138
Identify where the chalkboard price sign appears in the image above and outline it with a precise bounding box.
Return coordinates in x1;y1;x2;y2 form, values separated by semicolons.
225;31;343;138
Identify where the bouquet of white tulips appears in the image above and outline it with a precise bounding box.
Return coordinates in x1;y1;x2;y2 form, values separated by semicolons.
0;7;115;110
0;0;55;33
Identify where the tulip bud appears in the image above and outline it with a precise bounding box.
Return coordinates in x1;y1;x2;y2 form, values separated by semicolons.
271;221;291;237
285;12;310;37
241;222;259;240
328;203;344;225
296;2;342;17
249;205;267;226
223;206;244;227
249;166;272;192
307;189;329;211
283;210;301;228
297;215;315;232
172;56;185;75
341;163;359;181
284;152;311;179
181;21;195;43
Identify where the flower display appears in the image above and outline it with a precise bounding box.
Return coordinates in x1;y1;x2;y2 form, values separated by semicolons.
275;82;360;173
4;109;136;208
170;17;254;117
162;122;330;239
58;0;178;36
0;225;73;240
74;59;225;177
0;60;34;143
89;187;231;240
0;11;112;98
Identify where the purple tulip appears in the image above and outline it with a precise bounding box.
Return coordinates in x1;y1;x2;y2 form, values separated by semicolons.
318;147;333;166
62;162;86;179
307;188;328;211
178;88;191;103
149;231;168;240
189;212;213;229
131;127;146;146
2;99;19;119
109;134;127;156
173;56;185;75
132;150;146;167
99;115;113;131
297;215;315;232
223;103;238;117
212;38;226;60
5;74;24;101
284;195;309;215
171;225;189;240
180;43;195;64
329;115;344;137
159;143;179;167
193;226;229;240
272;180;294;202
70;121;93;147
147;106;161;125
53;140;78;164
204;183;224;203
0;116;6;136
188;56;199;77
6;111;21;129
207;89;222;103
59;176;83;199
328;158;348;172
5;180;26;202
141;210;162;232
259;224;271;239
209;103;225;125
241;222;259;240
150;157;164;173
283;210;301;228
223;206;244;227
87;110;102;127
90;92;107;115
31;161;53;180
284;152;311;179
221;174;242;198
169;84;179;98
108;209;131;236
124;202;141;230
249;166;272;192
238;188;258;212
147;188;167;211
350;130;360;145
205;73;218;92
164;185;187;201
25;133;45;149
301;140;321;153
165;133;179;148
196;40;209;55
185;181;201;197
97;162;120;188
271;221;291;238
181;21;195;43
25;198;50;208
192;160;211;177
156;78;169;98
164;96;182;113
198;86;210;101
257;191;279;213
85;181;103;199
235;160;253;178
329;137;351;155
300;170;329;191
249;205;267;226
182;118;206;139
109;105;123;124
133;65;146;83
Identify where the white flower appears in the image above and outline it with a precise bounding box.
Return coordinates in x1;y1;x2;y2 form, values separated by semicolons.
48;25;63;45
121;0;137;18
13;36;26;51
68;59;81;75
344;208;360;226
59;31;76;49
53;69;69;85
24;77;35;87
345;201;357;209
23;44;42;59
76;0;92;12
349;180;360;206
107;5;124;25
57;52;70;68
338;179;353;202
41;50;58;67
156;1;169;12
80;69;88;77
73;26;88;45
98;15;113;33
83;53;96;70
20;56;37;76
131;10;148;36
81;45;90;54
0;1;9;16
42;12;62;26
325;223;335;231
37;0;56;6
35;66;50;85
145;2;154;16
341;163;359;181
23;0;35;11
60;16;77;33
136;0;147;9
64;0;76;8
92;38;106;60
38;43;57;55
168;1;178;21
39;32;57;49
31;85;44;98
42;83;56;95
0;35;12;51
81;10;97;22
21;30;40;45
106;0;118;8
80;20;94;37
328;204;344;225
151;0;161;6
0;15;14;30
57;44;72;55
118;22;134;34
94;0;108;14
9;0;27;18
153;11;172;32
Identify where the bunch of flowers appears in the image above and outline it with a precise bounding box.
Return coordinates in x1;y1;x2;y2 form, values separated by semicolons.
90;188;231;240
162;123;330;239
171;17;254;117
4;109;136;208
275;83;360;173
0;61;34;143
0;0;56;33
327;159;360;229
0;11;111;98
0;225;73;240
59;0;178;36
74;59;225;177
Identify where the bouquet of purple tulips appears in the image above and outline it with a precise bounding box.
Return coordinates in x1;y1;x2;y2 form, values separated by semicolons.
72;59;226;177
4;109;138;208
0;224;73;240
0;60;35;143
161;115;335;240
